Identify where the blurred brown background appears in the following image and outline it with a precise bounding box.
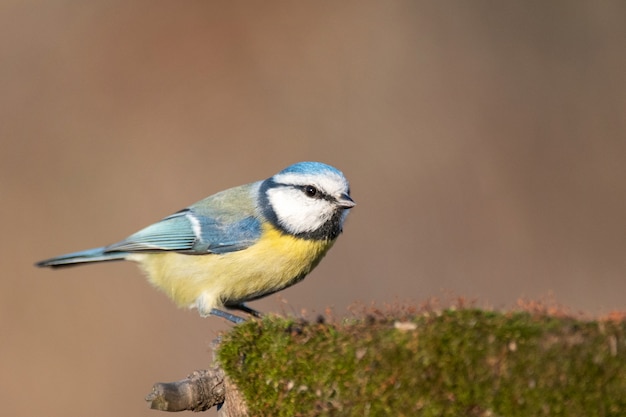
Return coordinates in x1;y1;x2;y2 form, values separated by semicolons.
2;1;625;416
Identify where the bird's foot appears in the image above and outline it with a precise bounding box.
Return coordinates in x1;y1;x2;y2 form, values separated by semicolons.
209;308;246;324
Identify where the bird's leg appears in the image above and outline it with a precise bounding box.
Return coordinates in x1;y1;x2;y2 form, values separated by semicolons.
229;303;263;318
209;308;246;324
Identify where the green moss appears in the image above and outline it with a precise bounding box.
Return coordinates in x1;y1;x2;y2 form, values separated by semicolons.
218;309;626;416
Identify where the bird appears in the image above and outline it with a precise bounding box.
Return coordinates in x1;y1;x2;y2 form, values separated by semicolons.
36;161;355;323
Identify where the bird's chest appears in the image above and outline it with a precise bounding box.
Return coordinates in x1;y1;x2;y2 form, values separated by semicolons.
132;224;335;306
221;225;335;287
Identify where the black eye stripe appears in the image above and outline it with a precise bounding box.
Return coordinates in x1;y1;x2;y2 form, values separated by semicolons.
298;185;320;198
296;185;332;201
272;182;335;202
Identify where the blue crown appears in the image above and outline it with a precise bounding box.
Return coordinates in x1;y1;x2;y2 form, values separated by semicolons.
279;161;345;178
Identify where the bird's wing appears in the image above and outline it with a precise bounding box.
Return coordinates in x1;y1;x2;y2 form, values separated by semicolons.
104;209;262;255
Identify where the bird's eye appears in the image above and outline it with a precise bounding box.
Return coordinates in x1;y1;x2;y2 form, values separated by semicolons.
304;185;318;198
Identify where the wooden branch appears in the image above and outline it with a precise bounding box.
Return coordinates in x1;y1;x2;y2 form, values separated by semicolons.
146;367;224;412
145;366;248;415
218;375;249;417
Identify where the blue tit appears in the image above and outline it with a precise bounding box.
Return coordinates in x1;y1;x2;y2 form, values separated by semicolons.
36;162;355;323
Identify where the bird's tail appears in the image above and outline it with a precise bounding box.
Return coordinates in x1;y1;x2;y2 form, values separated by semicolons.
36;247;128;268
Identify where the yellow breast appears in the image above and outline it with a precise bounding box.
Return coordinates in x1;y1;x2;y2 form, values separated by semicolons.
128;223;335;315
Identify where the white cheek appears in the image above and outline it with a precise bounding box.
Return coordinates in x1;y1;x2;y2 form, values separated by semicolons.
267;189;333;234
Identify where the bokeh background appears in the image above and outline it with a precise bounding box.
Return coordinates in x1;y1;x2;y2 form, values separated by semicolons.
2;1;625;416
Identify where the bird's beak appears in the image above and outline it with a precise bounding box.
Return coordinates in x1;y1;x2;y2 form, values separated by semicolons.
337;193;356;209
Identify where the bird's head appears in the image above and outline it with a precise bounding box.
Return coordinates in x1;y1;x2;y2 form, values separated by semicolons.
260;162;355;240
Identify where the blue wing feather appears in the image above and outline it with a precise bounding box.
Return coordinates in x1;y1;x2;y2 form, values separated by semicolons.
105;212;196;252
105;209;261;254
198;215;261;253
